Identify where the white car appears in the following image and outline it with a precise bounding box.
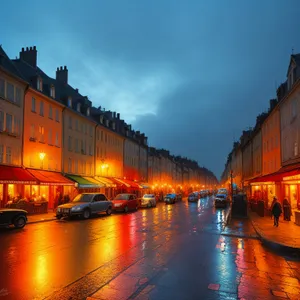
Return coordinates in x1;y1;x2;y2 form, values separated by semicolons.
217;188;228;195
140;194;157;208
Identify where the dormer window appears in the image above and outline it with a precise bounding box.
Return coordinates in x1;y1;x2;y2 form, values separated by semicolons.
37;77;43;91
100;115;104;124
50;85;55;98
77;103;81;112
105;119;109;127
86;107;90;116
67;96;72;108
112;122;116;130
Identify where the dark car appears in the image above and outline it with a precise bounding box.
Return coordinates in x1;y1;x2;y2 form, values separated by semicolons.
188;193;198;202
56;193;113;219
164;193;176;204
0;209;28;229
214;194;228;208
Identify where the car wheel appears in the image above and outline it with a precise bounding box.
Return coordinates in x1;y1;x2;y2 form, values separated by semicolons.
106;207;112;216
124;206;129;213
14;215;26;229
83;209;91;219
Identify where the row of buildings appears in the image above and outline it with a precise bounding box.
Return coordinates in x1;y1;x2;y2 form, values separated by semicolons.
221;52;300;212
0;45;217;210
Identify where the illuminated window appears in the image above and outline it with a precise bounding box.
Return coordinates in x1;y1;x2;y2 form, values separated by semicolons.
13;117;20;135
30;124;35;138
39;126;45;142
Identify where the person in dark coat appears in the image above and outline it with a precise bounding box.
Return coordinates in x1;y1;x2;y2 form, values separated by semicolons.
283;198;292;221
269;196;277;219
271;197;282;227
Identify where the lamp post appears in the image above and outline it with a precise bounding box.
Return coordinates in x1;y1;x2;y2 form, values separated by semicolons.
39;152;46;169
230;170;234;201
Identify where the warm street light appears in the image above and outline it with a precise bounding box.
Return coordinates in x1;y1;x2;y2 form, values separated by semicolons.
39;152;46;169
39;152;46;161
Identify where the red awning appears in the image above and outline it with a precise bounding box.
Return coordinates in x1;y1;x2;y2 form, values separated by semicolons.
0;165;38;184
28;169;74;186
250;165;300;184
113;178;142;189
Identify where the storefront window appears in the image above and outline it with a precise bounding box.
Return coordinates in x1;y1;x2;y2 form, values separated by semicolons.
24;185;49;202
267;185;275;208
290;185;297;210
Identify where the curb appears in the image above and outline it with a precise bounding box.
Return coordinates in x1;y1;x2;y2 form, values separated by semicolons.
222;205;232;230
250;217;300;251
27;217;56;225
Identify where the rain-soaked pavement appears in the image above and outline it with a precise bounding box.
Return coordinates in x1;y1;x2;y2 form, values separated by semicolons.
0;197;300;300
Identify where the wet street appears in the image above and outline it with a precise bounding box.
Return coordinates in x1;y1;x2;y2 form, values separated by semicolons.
1;197;300;300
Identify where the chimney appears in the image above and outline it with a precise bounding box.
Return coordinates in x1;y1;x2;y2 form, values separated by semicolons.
75;88;79;93
117;113;120;119
270;99;277;110
20;46;37;68
56;66;68;84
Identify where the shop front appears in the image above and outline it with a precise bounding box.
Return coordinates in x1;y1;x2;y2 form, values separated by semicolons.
66;174;105;195
94;176;117;199
27;169;75;211
0;165;38;208
282;174;300;211
113;178;142;196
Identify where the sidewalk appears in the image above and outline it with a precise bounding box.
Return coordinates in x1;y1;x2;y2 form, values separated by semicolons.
27;211;56;224
249;210;300;250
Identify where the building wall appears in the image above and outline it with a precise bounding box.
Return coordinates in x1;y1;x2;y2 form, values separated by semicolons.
23;89;63;171
0;70;25;166
139;146;148;182
95;126;123;178
262;108;281;175
280;83;300;166
62;109;95;176
148;154;161;185
252;130;262;177
124;139;139;180
242;141;253;181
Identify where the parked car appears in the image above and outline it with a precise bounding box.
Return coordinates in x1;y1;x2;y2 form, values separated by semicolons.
56;193;112;219
111;194;139;212
0;209;28;229
188;193;198;202
217;188;228;195
164;193;176;204
140;194;157;208
214;194;229;208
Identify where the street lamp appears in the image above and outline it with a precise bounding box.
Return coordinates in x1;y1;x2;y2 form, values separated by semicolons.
39;152;46;169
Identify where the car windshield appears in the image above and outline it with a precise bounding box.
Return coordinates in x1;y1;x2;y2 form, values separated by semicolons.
216;194;225;198
143;195;154;198
166;194;174;197
114;194;130;200
72;194;94;203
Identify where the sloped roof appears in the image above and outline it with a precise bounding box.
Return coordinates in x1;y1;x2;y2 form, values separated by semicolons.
0;46;25;81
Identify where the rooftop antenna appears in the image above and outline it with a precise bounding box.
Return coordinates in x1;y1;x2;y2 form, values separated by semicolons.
292;47;294;54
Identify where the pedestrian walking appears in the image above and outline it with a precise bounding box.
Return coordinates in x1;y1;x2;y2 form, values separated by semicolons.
283;198;292;221
269;196;277;219
271;197;282;227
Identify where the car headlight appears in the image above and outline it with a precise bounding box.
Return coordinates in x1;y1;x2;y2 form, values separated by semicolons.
57;208;61;212
71;206;82;211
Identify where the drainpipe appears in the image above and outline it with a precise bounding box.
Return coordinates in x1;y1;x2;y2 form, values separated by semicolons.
21;84;30;168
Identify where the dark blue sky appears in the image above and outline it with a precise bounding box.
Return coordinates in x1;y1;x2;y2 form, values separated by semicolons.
1;0;300;178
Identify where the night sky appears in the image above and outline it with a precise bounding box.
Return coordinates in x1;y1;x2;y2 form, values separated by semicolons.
1;0;300;178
